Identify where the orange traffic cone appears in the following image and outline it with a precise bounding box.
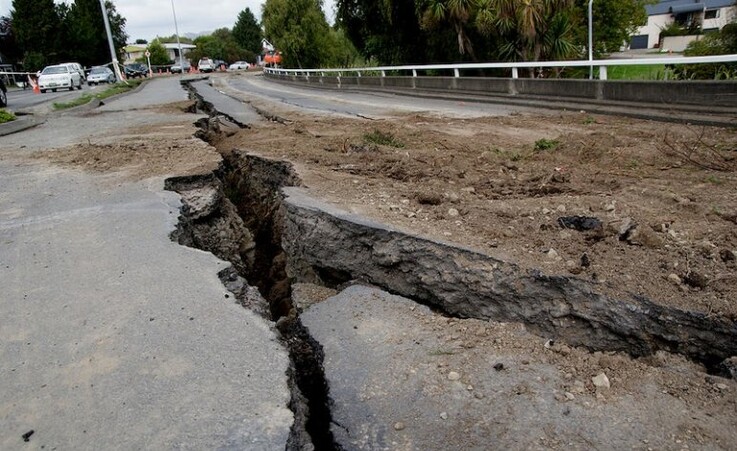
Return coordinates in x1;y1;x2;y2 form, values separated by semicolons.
28;75;40;94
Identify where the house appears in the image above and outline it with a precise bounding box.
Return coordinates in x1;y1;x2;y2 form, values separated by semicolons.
630;0;736;49
122;43;197;64
123;45;146;64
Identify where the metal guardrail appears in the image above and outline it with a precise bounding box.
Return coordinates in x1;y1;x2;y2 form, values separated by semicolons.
264;54;737;80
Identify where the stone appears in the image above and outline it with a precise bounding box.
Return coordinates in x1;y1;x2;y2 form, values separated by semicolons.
556;205;566;212
546;249;561;260
439;412;448;420
719;357;737;379
416;191;443;205
565;392;575;400
554;393;566;402
626;225;664;248
448;193;460;203
667;273;682;285
592;373;610;389
716;383;728;390
604;202;616;212
447;371;461;381
542;207;551;215
682;271;709;289
393;422;406;431
719;249;736;263
603;217;633;238
447;208;460;218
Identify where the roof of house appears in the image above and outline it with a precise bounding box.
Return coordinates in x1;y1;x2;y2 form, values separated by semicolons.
124;45;146;53
647;0;735;15
163;43;196;50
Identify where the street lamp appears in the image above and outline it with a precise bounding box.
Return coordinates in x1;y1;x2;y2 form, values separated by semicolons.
588;0;594;79
99;0;123;82
170;0;184;74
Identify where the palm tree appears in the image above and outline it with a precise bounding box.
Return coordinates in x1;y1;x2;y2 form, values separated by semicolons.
420;0;478;59
476;0;578;72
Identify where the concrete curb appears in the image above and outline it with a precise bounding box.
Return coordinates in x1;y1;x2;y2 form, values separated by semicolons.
0;115;45;136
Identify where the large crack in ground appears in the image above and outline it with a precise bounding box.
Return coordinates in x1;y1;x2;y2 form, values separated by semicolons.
166;79;737;447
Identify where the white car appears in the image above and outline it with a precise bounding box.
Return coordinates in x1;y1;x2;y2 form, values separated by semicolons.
228;61;250;71
87;66;116;85
198;58;215;73
38;64;83;93
62;62;86;81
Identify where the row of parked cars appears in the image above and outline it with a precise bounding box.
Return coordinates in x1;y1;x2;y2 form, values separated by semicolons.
35;62;150;93
169;58;253;74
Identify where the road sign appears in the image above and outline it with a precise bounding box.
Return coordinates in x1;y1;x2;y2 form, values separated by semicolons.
145;51;151;58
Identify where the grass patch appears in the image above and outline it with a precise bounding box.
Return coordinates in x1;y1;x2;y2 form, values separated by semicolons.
606;64;667;80
534;138;560;152
705;175;723;185
0;109;16;124
363;129;405;148
53;79;144;110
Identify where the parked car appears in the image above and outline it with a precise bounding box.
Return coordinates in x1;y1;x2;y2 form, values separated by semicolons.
38;64;83;92
124;63;148;78
213;59;227;71
170;61;191;74
87;66;116;85
228;61;250;71
198;58;214;73
0;78;7;107
62;62;86;81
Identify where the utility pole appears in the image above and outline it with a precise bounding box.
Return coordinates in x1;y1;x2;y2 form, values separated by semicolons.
99;0;123;82
171;0;184;74
588;0;594;79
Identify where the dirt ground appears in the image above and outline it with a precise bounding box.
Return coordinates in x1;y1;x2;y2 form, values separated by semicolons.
217;108;737;320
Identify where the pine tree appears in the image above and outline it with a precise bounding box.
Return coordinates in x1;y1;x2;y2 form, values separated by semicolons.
232;8;262;55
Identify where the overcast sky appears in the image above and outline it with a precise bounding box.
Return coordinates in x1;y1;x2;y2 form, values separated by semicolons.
0;0;337;43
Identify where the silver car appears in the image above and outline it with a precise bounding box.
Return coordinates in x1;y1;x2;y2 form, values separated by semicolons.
87;66;116;85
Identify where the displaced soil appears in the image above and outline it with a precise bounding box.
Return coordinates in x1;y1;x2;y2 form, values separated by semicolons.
216;107;737;320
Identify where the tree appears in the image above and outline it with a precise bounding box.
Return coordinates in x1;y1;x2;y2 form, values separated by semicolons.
156;34;193;44
0;16;22;64
262;0;334;68
232;8;262;54
65;0;128;67
11;0;64;69
188;28;252;64
572;0;649;57
476;0;579;64
418;0;478;59
135;38;148;45
145;39;171;65
337;0;438;65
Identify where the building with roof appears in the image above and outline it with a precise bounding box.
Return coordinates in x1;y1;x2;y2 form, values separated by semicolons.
122;43;197;64
631;0;736;49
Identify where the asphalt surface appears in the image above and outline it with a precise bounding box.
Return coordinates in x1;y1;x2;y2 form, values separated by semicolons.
0;77;293;449
222;73;545;119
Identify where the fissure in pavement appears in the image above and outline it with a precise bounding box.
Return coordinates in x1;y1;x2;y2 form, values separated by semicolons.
166;83;737;445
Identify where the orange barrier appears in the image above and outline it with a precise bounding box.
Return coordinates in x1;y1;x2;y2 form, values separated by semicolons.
28;75;40;94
